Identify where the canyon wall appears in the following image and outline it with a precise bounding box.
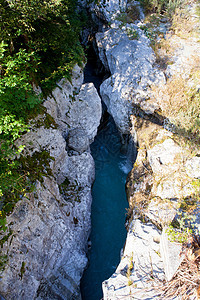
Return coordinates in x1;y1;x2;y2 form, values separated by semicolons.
0;66;102;299
0;0;199;299
95;0;200;298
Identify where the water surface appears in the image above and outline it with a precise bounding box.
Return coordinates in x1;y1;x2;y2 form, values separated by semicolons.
81;116;130;300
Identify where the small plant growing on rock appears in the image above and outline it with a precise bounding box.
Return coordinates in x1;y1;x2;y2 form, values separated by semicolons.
166;225;193;243
59;178;83;204
128;279;133;286
126;253;134;286
126;28;139;40
19;261;26;280
115;12;128;25
166;211;197;243
0;254;8;272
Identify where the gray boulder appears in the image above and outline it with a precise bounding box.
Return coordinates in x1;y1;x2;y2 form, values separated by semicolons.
68;128;90;154
65;82;102;143
96;24;165;133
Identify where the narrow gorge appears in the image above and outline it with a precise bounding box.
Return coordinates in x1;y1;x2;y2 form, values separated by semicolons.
0;0;200;299
81;43;136;299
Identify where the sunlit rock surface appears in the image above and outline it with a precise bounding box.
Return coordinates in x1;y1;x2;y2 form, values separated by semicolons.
103;219;165;299
0;65;101;300
90;0;127;22
94;1;200;299
96;23;165;133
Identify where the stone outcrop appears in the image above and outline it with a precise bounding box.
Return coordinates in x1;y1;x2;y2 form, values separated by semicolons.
103;219;165;299
96;19;165;133
90;0;127;23
78;0;127;25
0;65;102;299
1;0;199;298
94;0;200;298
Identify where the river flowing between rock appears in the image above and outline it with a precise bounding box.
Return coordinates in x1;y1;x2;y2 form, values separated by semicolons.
81;114;130;300
80;46;136;299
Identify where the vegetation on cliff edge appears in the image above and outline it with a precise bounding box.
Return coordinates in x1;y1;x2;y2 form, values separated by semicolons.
0;0;85;229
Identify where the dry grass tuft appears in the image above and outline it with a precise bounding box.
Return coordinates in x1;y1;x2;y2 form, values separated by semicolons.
152;72;200;145
161;235;200;299
171;6;200;39
148;0;200;148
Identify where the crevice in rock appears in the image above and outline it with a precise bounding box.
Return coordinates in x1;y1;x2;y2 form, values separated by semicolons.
84;36;137;166
83;38;110;92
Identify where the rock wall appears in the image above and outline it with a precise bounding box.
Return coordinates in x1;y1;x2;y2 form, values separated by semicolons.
96;17;165;133
1;0;199;298
95;0;200;298
0;65;102;299
79;0;127;22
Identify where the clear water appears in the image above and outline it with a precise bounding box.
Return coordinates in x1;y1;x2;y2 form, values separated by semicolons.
81;116;131;300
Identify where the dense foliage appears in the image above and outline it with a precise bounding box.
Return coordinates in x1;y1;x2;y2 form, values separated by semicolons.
0;0;85;228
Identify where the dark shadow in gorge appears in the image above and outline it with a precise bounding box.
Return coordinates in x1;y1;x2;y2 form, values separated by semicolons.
83;39;110;92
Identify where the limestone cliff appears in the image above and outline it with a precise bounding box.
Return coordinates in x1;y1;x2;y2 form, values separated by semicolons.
0;66;102;299
94;0;200;298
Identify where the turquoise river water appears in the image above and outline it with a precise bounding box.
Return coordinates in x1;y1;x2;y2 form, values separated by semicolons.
81;115;132;300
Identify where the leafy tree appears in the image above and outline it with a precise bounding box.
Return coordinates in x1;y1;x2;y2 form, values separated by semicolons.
0;0;85;228
0;0;84;91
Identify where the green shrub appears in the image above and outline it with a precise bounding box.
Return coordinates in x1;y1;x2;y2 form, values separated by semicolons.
166;212;197;243
126;28;139;40
0;0;86;231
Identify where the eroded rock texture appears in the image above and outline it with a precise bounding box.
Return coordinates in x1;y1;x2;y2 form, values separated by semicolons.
96;21;165;133
0;65;102;300
95;0;200;299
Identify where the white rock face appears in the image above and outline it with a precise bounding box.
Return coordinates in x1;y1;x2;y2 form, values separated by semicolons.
185;156;200;179
0;66;101;300
67;128;89;154
43;65;84;137
148;139;182;174
78;0;127;23
103;219;165;299
65;82;102;143
96;24;165;133
147;138;198;200
160;229;183;282
44;78;102;144
146;198;178;227
16;127;68;178
91;0;127;22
